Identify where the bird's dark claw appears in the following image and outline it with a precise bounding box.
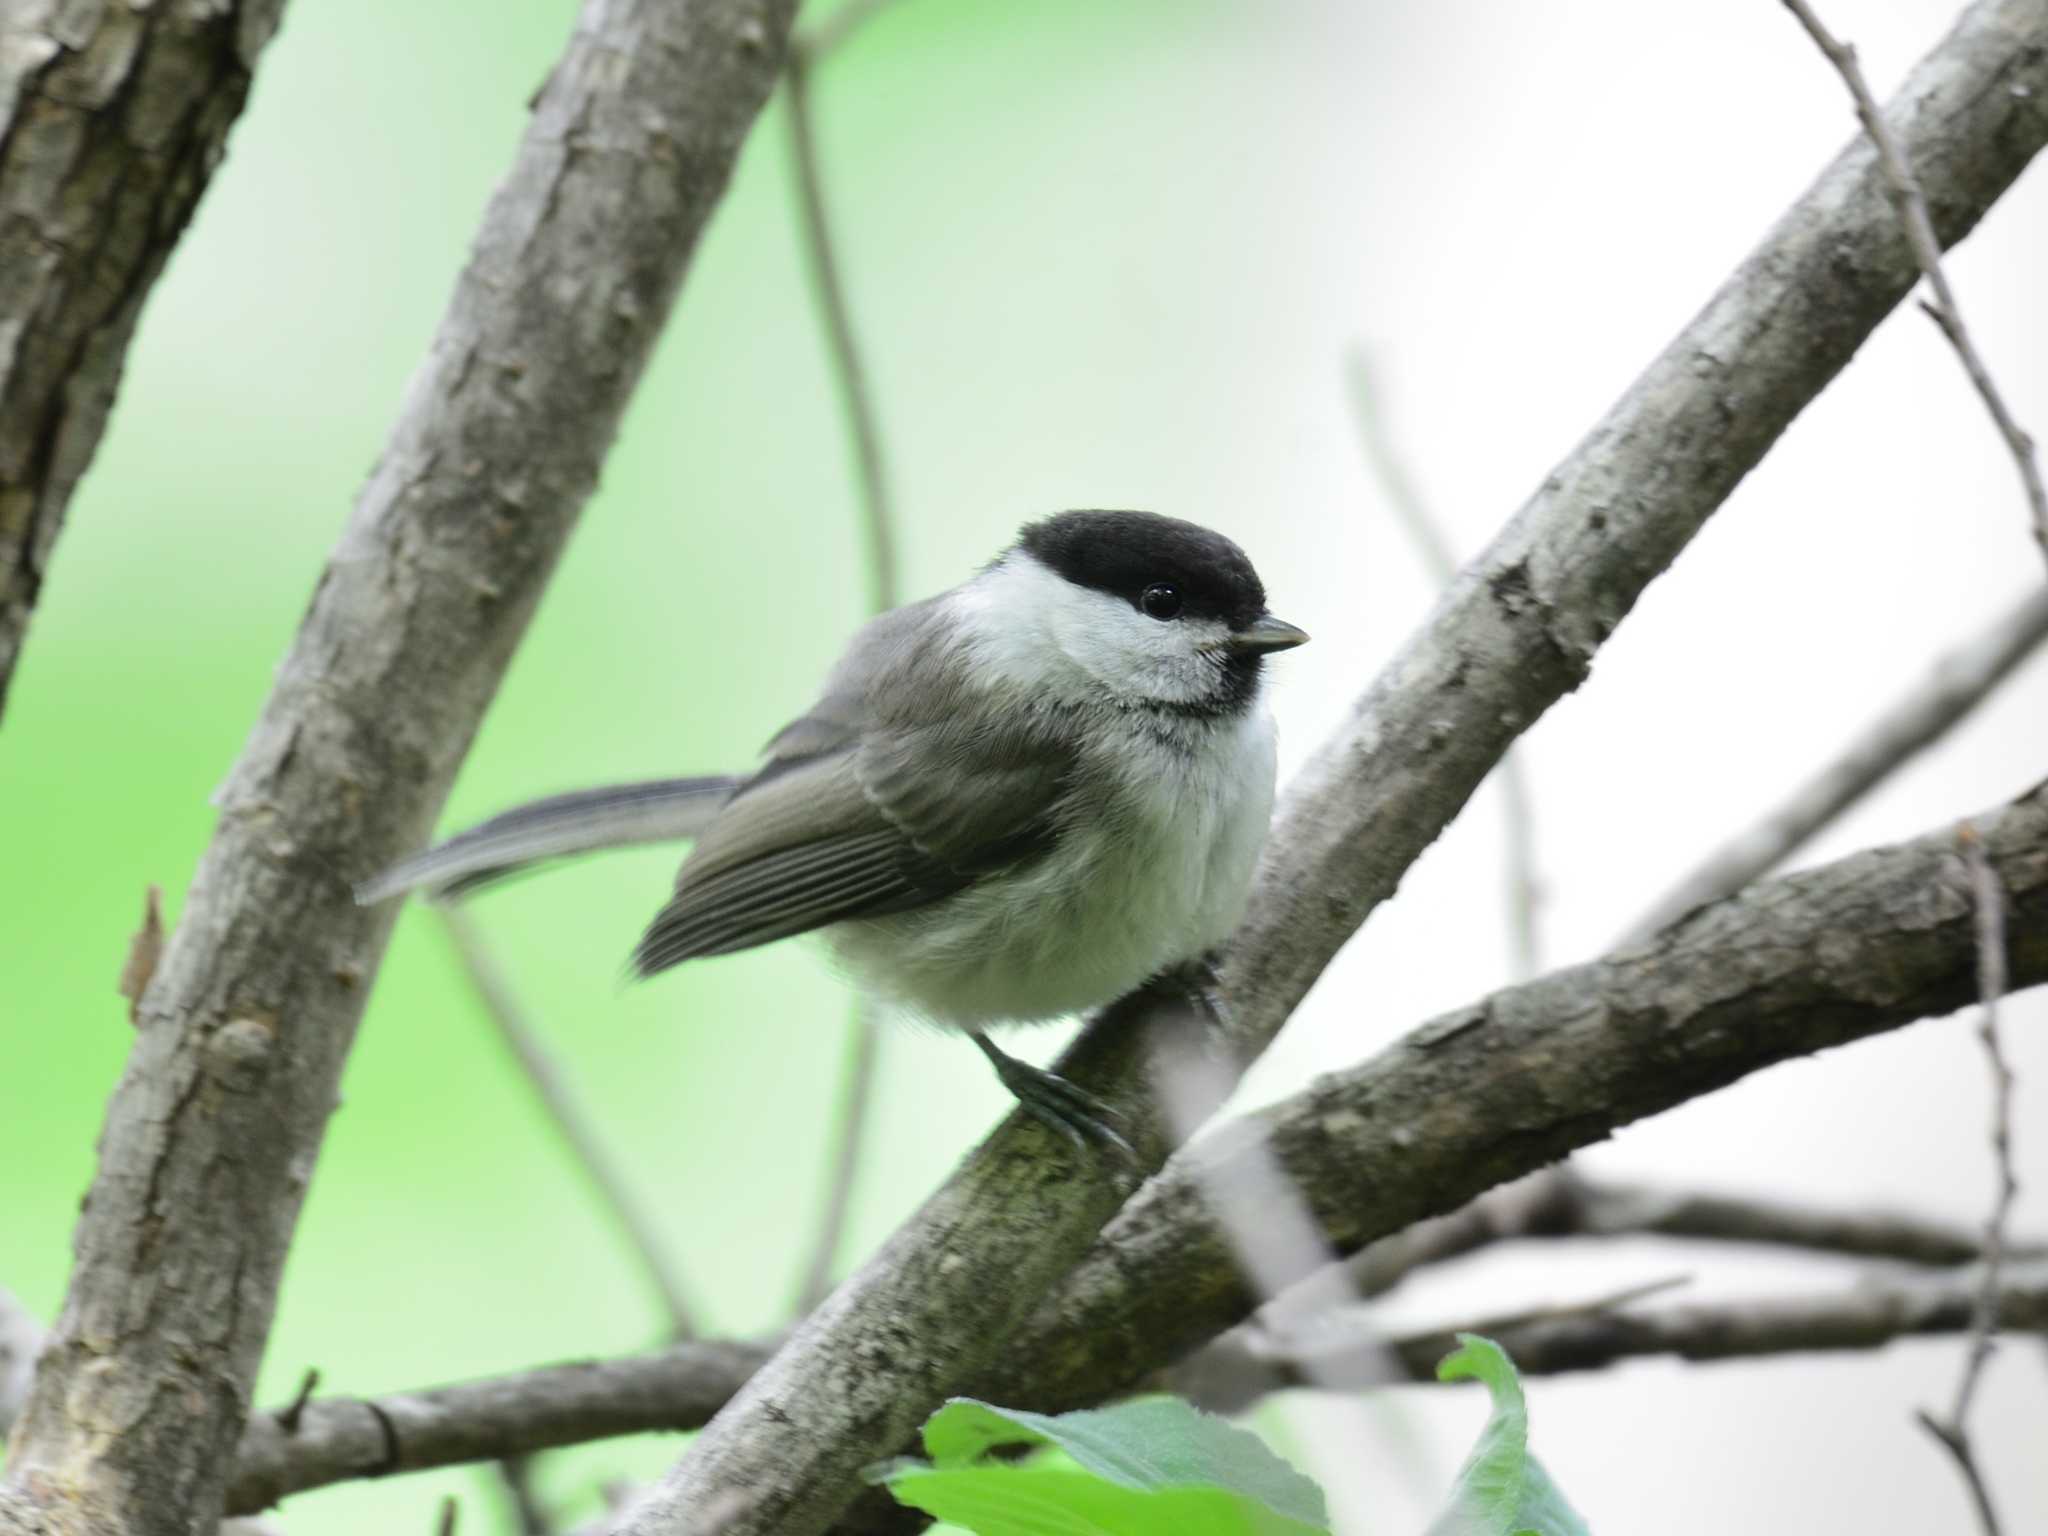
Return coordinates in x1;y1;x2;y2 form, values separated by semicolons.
971;1032;1135;1163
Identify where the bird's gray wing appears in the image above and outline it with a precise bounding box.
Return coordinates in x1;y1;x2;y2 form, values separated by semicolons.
630;620;1077;975
356;776;740;903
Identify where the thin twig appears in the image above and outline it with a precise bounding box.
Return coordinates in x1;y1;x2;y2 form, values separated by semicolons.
435;1495;458;1536
1625;586;2048;943
274;1369;320;1435
1346;349;1543;978
794;999;882;1312
796;0;902;61
785;46;899;617
782;23;905;1312
440;909;698;1340
116;884;165;1027
1912;822;2019;1536
499;1453;553;1536
1781;0;2048;572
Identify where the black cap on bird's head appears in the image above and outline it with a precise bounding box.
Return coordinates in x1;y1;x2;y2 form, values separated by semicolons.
1016;510;1308;654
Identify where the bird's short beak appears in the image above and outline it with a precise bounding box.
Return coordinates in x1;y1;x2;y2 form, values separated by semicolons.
1228;614;1311;654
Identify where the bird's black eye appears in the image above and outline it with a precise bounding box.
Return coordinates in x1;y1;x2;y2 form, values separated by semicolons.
1140;581;1183;620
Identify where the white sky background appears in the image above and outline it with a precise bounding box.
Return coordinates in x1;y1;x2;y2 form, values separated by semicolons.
811;0;2048;1529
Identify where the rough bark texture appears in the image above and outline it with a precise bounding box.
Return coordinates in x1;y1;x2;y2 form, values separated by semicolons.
210;786;2047;1515
0;0;290;722
0;2;796;1532
999;786;2048;1411
224;1339;776;1515
620;6;2048;1533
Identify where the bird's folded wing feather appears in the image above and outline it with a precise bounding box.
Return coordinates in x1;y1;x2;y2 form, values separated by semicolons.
629;703;1077;976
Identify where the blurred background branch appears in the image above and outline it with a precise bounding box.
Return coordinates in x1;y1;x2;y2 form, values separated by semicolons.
783;3;905;1315
1624;586;2048;944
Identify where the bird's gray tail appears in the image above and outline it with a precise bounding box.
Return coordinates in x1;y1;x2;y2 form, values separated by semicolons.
355;776;740;904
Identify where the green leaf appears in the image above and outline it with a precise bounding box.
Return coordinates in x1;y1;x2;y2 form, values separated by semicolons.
1427;1334;1591;1536
888;1463;1325;1536
872;1395;1329;1536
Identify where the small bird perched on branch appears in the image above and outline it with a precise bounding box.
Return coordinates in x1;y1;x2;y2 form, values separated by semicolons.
359;510;1307;1151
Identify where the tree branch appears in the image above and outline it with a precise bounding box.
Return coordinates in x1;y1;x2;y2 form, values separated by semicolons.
441;909;699;1340
783;21;904;1312
0;0;293;721
1626;586;2048;942
1781;0;2048;572
612;7;2048;1532
0;4;796;1533
991;782;2048;1414
1346;349;1545;978
1215;1259;2048;1390
214;783;2046;1514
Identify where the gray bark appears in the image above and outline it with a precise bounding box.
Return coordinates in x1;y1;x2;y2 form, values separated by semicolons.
0;0;291;722
1000;785;2048;1412
619;5;2048;1532
207;782;2046;1515
0;3;796;1533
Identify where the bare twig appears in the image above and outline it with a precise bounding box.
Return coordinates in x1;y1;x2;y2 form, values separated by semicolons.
1626;585;2048;942
274;1370;320;1436
440;910;697;1339
117;885;166;1027
618;13;2048;1528
1781;0;2048;571
1346;349;1543;977
796;0;903;61
782;20;905;1313
435;1495;457;1536
1300;1260;2048;1391
784;45;899;619
1913;822;2020;1536
0;4;797;1531
498;1454;552;1536
794;1000;882;1312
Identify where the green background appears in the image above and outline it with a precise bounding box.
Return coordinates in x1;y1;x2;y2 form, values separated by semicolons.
5;1;2046;1532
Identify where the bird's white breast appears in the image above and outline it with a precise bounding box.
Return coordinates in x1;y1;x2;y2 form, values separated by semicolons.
829;699;1277;1029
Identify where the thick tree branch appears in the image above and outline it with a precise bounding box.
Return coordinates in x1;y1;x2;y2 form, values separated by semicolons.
0;4;796;1533
0;0;292;721
1627;587;2048;942
992;784;2048;1413
616;7;2048;1532
213;785;2046;1513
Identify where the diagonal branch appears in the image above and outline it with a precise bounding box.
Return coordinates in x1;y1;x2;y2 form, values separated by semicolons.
1626;586;2048;942
783;18;904;1312
615;7;2048;1532
0;0;293;723
0;4;796;1533
441;910;699;1340
217;782;2048;1515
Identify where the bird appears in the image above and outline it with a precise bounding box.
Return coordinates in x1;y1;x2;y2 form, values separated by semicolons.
358;510;1307;1152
